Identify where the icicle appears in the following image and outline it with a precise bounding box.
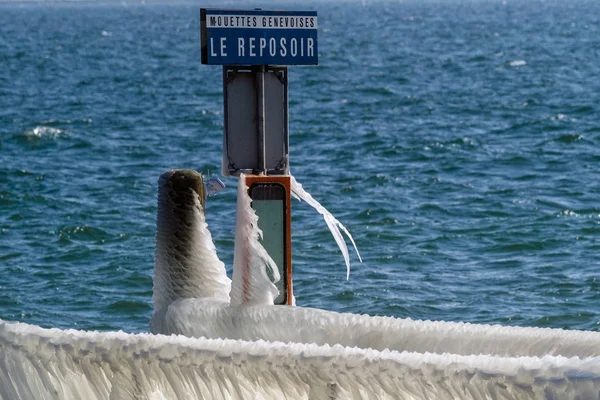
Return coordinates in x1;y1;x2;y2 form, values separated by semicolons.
290;175;362;280
230;174;280;306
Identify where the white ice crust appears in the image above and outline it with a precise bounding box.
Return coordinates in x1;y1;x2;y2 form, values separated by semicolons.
3;174;600;399
159;299;600;360
290;175;362;280
150;171;231;333
2;318;600;400
229;174;280;306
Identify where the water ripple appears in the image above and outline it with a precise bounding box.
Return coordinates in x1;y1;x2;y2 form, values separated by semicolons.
2;0;600;332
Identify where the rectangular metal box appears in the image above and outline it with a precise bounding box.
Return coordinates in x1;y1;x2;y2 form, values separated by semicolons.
222;66;289;176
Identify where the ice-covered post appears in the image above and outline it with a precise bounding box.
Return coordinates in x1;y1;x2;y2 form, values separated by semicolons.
200;8;318;305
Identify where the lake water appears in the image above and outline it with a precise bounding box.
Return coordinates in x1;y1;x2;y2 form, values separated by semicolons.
1;0;600;333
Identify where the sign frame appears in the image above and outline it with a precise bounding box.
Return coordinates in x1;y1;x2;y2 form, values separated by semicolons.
201;8;318;66
246;175;293;305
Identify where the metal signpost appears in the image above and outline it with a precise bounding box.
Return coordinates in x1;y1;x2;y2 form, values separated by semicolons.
200;8;318;305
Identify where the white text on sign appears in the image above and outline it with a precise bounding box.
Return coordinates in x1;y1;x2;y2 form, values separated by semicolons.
207;15;317;29
210;37;315;59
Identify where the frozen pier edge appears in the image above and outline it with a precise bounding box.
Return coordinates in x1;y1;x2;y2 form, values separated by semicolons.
2;318;600;400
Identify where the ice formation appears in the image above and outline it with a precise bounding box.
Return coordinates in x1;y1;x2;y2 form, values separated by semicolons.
2;319;600;400
229;174;280;306
150;170;230;334
3;172;600;399
157;298;600;359
290;175;362;280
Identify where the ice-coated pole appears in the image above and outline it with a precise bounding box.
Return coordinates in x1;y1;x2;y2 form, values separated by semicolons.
153;170;206;324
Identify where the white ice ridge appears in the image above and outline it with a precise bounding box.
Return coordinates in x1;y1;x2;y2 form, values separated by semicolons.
3;318;600;400
158;299;600;359
150;170;231;333
290;175;362;280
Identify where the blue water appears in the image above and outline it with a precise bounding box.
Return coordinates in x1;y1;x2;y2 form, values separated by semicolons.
2;0;600;333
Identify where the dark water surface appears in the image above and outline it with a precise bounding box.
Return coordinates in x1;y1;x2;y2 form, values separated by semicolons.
2;0;600;332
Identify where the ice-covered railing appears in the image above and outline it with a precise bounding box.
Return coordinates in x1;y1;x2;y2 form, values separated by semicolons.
3;171;600;399
2;319;600;400
158;299;600;359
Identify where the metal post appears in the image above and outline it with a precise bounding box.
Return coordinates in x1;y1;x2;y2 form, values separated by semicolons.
255;65;267;174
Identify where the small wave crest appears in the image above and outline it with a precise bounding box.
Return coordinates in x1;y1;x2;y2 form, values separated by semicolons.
23;126;66;139
508;60;527;67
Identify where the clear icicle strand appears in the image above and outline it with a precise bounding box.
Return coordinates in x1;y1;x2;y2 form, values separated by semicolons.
290;175;362;280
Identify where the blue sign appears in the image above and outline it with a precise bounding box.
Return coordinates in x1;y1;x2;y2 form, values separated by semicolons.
201;9;318;66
